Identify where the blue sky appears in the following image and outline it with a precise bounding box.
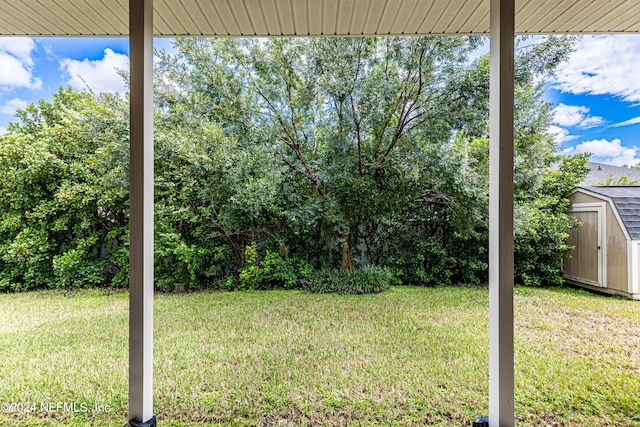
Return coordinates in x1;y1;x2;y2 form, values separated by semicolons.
1;35;640;165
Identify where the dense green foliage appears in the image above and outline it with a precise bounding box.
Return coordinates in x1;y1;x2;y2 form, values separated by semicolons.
0;89;129;291
0;36;588;291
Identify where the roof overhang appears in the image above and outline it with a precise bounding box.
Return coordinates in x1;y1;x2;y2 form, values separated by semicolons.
1;0;640;37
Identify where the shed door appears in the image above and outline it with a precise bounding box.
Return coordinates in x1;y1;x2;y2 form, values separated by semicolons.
565;206;605;287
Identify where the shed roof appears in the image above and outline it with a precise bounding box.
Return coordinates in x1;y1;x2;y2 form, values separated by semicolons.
583;162;640;186
579;185;640;240
2;0;640;37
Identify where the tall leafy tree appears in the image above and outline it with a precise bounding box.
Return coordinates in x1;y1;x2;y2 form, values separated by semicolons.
165;36;486;270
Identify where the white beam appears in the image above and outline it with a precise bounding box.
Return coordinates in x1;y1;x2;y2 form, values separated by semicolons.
489;0;515;425
128;0;155;425
631;241;639;295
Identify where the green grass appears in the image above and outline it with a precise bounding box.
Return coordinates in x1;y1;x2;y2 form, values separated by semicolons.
0;286;638;426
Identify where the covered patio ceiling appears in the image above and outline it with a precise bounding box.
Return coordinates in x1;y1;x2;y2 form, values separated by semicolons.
1;0;640;37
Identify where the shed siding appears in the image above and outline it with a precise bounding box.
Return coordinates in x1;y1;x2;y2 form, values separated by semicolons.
569;190;631;294
565;210;599;284
605;202;628;292
570;192;603;205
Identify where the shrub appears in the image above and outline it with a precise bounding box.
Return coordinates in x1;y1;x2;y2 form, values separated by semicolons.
301;265;393;294
257;251;313;290
390;238;454;285
256;251;295;289
238;242;259;290
155;228;206;291
53;248;105;288
514;199;579;287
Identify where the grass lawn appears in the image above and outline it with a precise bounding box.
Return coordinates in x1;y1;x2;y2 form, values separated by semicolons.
0;286;638;427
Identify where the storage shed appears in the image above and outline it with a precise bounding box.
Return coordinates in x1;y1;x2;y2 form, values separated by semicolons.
565;185;640;300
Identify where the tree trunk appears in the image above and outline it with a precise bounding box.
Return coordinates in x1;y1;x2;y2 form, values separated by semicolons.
341;241;353;271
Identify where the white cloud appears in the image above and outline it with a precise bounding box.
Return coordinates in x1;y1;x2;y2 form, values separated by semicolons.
573;138;627;157
612;116;640;128
0;126;7;135
554;35;640;102
42;43;55;59
553;104;587;127
60;48;129;94
0;38;36;66
0;98;28;116
566;138;640;166
579;116;604;129
0;38;41;90
548;125;578;144
552;103;603;129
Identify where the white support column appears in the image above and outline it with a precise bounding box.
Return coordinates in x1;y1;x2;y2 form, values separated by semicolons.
128;0;155;425
489;0;515;426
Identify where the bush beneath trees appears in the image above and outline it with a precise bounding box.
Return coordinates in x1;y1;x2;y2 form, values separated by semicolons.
301;266;394;294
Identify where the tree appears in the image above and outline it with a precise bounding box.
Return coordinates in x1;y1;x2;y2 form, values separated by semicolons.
0;88;130;290
166;36;485;270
